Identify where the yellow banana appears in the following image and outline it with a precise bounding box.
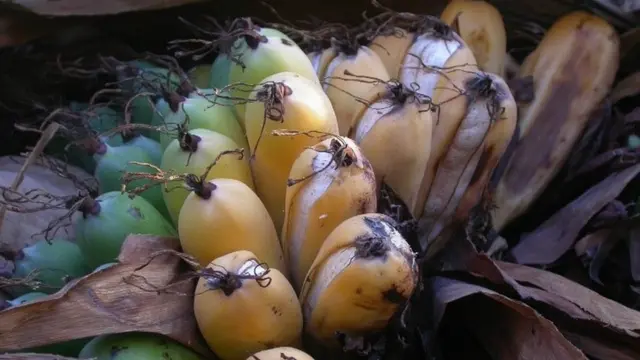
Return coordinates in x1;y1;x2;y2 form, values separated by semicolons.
491;11;620;231
282;135;377;292
440;0;507;77
370;27;416;78
323;45;391;136
194;250;302;360
419;72;517;257
400;26;479;220
352;83;434;218
299;213;418;347
244;71;339;233
246;347;314;360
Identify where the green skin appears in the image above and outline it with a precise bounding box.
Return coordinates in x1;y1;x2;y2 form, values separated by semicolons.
188;64;212;89
10;238;91;296
209;27;293;90
78;332;203;360
157;96;247;152
75;191;177;269
228;34;318;120
122;134;164;169
146;97;172;141
93;143;169;220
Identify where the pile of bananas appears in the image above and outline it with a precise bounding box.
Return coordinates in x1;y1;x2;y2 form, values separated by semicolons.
3;1;620;359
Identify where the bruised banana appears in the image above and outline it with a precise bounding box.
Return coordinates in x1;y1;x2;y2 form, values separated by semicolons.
419;72;517;258
282;136;377;292
323;44;391;136
299;213;418;347
491;11;620;232
399;25;479;220
440;0;507;77
353;83;434;218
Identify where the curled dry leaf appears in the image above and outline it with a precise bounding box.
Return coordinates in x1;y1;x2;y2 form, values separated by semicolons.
510;163;640;265
0;234;211;357
463;254;640;358
431;276;587;360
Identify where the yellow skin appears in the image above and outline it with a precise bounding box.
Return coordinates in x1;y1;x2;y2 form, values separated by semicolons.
178;178;287;273
161;128;254;225
194;251;302;360
281;136;377;292
353;98;434;218
322;47;391;136
440;0;507;77
370;28;416;78
246;347;315;360
244;72;339;233
299;213;418;346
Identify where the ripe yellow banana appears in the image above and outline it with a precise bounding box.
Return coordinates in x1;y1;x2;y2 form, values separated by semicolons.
194;250;302;360
282;135;377;292
370;27;416;78
419;72;517;257
244;71;340;232
323;45;391;136
491;11;620;232
299;213;418;347
440;0;507;77
247;347;314;360
399;27;479;221
352;83;434;218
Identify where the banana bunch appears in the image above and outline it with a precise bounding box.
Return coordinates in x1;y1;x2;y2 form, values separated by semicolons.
299;213;419;346
490;11;620;231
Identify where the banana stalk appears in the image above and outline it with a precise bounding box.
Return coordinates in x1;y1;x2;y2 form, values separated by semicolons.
440;0;507;77
194;250;302;360
299;213;418;347
282;135;377;292
352;83;434;218
419;72;517;258
491;11;620;232
323;42;391;136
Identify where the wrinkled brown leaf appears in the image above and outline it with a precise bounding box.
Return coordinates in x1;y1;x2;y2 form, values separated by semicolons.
1;0;205;16
510;163;640;265
612;72;640;103
431;276;587;359
0;355;76;360
463;255;640;358
0;234;211;356
575;228;614;257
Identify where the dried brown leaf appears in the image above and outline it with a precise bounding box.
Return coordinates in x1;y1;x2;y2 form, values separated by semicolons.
510;163;640;265
2;0;205;16
431;276;587;360
612;72;640;103
0;234;211;357
574;228;613;257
